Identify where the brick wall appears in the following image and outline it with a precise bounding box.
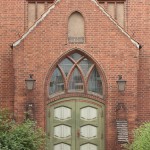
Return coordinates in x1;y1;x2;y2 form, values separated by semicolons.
13;0;138;149
127;0;150;124
1;0;150;149
0;0;25;110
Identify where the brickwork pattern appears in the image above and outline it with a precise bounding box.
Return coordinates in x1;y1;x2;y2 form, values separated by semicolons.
1;0;150;150
127;0;150;124
0;0;25;110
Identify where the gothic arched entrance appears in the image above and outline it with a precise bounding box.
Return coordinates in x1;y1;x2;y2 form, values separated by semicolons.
46;51;106;150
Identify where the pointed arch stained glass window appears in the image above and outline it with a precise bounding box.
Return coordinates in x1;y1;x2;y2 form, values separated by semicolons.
49;52;103;96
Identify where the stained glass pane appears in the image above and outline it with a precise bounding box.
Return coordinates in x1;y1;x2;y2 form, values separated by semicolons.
88;68;103;95
59;58;73;76
69;68;83;91
50;68;64;94
70;53;82;61
79;58;93;75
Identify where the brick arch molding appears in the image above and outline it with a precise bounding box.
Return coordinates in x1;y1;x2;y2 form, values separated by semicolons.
44;48;108;103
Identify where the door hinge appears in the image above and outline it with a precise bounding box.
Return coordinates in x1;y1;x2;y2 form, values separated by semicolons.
77;129;80;138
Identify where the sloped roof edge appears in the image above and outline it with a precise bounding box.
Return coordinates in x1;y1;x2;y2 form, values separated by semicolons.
12;0;60;47
91;0;140;49
12;0;140;49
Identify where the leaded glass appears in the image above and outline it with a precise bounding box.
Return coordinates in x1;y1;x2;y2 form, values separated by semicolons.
69;68;83;91
50;68;64;94
88;68;103;95
49;53;103;96
79;58;93;75
70;53;82;61
59;58;73;76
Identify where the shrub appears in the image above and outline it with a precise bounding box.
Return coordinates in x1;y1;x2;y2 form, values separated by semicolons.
0;109;12;133
0;109;46;150
123;122;150;150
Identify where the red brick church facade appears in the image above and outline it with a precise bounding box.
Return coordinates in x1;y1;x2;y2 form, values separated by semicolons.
1;0;150;150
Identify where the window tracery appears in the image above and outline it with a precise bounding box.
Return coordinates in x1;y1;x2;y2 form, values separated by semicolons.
49;52;103;97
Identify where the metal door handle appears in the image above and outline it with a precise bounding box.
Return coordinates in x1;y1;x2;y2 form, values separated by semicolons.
77;129;80;137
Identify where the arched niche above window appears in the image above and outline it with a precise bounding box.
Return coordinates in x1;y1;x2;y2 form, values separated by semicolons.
68;12;85;44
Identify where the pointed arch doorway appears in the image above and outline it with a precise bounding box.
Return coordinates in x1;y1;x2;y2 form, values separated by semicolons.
46;51;106;150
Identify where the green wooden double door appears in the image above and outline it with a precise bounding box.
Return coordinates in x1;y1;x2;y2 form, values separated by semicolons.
47;98;105;150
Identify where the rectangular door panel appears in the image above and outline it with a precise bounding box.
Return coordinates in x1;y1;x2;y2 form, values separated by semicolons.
76;100;103;150
48;101;76;150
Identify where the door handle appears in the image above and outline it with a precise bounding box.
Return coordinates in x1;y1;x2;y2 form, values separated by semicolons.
77;129;80;137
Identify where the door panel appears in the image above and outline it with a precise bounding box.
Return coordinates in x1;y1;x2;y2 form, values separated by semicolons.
47;98;105;150
48;101;75;150
76;101;103;150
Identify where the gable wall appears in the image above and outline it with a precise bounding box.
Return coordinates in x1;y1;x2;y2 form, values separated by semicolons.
1;0;150;149
13;0;138;149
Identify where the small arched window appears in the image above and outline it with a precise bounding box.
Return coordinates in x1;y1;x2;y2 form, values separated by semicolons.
68;12;85;43
49;52;103;97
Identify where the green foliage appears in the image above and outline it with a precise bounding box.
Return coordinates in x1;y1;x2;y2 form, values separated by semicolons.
0;109;46;150
124;122;150;150
0;109;12;133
